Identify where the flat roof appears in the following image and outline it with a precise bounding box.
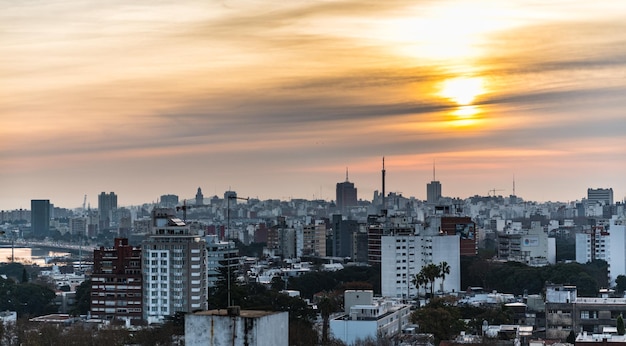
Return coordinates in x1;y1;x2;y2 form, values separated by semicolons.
192;309;281;318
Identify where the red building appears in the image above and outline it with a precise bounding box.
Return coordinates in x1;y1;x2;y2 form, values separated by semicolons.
440;217;478;256
91;238;142;324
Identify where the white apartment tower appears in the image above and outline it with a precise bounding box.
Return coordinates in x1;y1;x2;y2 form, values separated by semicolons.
143;208;207;324
381;231;460;298
575;216;626;285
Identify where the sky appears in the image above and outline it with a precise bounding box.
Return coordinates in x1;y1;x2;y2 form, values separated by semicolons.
2;0;626;210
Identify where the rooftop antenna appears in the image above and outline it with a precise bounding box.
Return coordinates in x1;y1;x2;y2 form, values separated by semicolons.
381;157;386;215
346;167;349;182
433;159;436;181
513;174;516;196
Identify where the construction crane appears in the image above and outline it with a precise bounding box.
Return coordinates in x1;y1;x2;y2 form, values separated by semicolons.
488;189;505;197
176;200;194;223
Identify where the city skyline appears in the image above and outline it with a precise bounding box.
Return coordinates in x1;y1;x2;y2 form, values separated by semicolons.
2;1;626;210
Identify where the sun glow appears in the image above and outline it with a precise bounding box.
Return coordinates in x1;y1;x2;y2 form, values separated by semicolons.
440;77;485;106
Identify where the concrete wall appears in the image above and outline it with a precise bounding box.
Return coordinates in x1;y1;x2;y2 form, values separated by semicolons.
185;311;289;346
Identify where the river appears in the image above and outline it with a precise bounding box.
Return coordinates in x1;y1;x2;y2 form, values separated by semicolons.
0;245;71;266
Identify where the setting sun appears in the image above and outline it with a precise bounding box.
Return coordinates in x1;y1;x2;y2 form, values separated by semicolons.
439;77;485;106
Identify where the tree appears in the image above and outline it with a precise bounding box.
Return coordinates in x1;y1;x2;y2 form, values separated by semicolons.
439;261;450;293
421;263;441;298
72;279;91;316
618;315;625;336
412;297;466;343
566;330;576;343
319;297;335;345
616;275;626;295
412;272;428;298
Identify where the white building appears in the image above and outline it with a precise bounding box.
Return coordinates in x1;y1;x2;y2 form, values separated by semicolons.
497;221;555;266
576;216;626;285
185;308;288;346
330;290;411;345
381;233;460;298
142;208;207;324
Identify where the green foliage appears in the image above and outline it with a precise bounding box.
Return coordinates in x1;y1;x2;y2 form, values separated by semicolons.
618;315;625;335
411;297;466;343
460;304;514;334
288;265;381;299
566;330;576;343
460;257;608;296
616;275;626;295
0;277;56;317
71;279;91;316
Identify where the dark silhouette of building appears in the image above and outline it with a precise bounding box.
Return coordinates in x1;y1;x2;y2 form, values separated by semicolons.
160;194;179;208
195;188;204;206
98;192;117;230
336;168;357;213
31;199;50;238
426;162;442;204
91;238;142;324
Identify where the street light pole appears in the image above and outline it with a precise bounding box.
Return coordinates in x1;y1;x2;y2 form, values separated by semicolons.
226;195;248;307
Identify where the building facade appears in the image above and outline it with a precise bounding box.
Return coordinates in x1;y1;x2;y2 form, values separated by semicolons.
31;199;50;238
98;192;118;230
91;238;142;324
142;208;207;324
330;290;412;345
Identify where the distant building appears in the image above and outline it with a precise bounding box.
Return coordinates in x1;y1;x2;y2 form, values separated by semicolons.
302;221;327;257
330;290;411;345
426;181;442;204
185;308;288;346
336;169;357;213
440;216;478;256
205;235;239;292
142;208;207;324
587;188;614;206
98;192;118;230
330;214;358;258
195;188;204;206
31;199;50;238
497;221;555;266
91;238;142;324
160;194;179;208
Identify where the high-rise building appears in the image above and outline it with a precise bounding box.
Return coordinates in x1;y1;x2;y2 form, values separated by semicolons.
142;208;207;324
426;181;442;204
336;169;357;213
587;188;614;206
30;199;50;238
381;232;460;298
330;214;358;258
91;238;142;324
426;162;442;204
440;216;478;256
98;192;118;230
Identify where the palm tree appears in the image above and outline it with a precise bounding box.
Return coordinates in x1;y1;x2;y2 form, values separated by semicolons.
422;263;441;298
439;261;450;293
412;272;428;298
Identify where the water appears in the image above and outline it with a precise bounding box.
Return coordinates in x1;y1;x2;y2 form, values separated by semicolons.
0;245;70;266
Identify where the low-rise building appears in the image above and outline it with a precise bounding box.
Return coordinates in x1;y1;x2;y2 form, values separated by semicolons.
185;308;288;346
330;290;411;345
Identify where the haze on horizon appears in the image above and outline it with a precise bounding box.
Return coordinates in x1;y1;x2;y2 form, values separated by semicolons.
2;0;626;210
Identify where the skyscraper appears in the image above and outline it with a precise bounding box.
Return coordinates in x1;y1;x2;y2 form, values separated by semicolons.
142;208;207;324
426;162;442;204
98;192;118;230
336;168;357;213
30;199;50;238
